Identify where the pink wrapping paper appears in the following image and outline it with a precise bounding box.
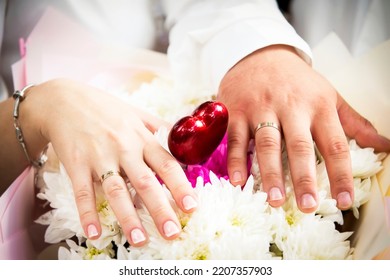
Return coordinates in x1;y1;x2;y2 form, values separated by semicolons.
11;7;170;90
0;168;37;259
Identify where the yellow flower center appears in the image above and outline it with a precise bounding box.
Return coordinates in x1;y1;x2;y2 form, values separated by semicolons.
85;247;105;260
97;200;110;217
286;214;295;226
192;244;209;260
231;215;243;226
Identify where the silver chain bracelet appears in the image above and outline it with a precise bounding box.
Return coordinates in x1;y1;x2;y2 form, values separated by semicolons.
13;84;48;168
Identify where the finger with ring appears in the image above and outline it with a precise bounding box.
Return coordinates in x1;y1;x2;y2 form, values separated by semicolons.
255;121;281;134
253;119;285;207
100;170;122;183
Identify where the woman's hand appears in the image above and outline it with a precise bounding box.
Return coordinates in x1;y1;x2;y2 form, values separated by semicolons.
218;45;390;213
24;79;197;246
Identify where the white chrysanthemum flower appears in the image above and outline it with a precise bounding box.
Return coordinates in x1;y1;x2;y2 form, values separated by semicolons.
351;177;373;218
314;140;384;217
36;165;83;243
270;188;351;259
276;214;353;259
122;173;277;260
59;239;115;260
268;182;351;259
249;151;262;191
349;140;386;178
37;164;124;249
316;190;343;225
316;161;330;193
110;77;214;123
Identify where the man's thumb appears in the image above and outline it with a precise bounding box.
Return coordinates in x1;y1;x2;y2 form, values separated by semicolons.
337;95;390;152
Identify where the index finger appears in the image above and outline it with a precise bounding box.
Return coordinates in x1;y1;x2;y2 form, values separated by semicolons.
144;142;198;213
131;106;171;133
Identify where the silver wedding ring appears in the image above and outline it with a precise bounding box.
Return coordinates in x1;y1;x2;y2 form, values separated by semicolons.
255;122;281;134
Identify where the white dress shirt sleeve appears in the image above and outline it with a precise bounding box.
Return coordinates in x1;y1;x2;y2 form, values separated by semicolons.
162;0;312;91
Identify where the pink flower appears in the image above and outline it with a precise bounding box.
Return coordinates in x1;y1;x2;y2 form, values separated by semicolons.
184;134;253;187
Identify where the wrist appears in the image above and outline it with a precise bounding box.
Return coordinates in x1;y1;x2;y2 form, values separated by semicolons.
245;44;308;67
224;44;311;83
16;84;49;166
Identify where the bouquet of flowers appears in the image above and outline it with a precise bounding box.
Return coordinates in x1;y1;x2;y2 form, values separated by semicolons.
34;75;386;260
5;8;388;261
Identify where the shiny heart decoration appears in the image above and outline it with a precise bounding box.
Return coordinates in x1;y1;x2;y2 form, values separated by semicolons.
168;101;228;165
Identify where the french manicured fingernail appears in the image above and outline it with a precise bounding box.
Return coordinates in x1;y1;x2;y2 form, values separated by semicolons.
87;224;99;238
163;220;180;237
337;191;352;209
183;195;197;211
269;187;283;201
232;171;242;183
131;228;146;244
301;193;317;209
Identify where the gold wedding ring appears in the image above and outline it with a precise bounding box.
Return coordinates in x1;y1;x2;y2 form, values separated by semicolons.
100;170;122;183
255;122;281;134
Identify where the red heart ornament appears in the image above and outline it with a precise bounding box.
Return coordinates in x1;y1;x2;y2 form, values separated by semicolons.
168;101;229;165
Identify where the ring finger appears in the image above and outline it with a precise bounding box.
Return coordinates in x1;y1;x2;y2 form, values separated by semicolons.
253;113;285;207
99;167;148;247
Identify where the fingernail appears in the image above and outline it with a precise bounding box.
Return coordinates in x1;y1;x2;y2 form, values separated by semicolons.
163;220;180;237
87;224;99;238
131;228;146;244
337;191;352;209
301;193;317;209
232;171;242;183
183;195;197;211
269;187;283;201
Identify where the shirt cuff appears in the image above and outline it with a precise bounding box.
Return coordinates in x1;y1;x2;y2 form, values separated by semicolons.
197;17;313;90
166;1;312;91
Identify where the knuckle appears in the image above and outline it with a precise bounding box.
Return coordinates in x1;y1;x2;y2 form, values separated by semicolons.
157;159;180;177
74;187;94;204
228;155;245;167
261;169;281;182
118;213;139;228
326;138;349;159
362;118;374;129
289;138;314;156
134;172;156;192
315;99;334;116
104;181;126;199
294;174;315;189
105;125;122;142
67;149;86;167
355;117;374;138
149;204;171;222
257;135;280;152
79;208;97;222
228;132;246;147
332;173;353;188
